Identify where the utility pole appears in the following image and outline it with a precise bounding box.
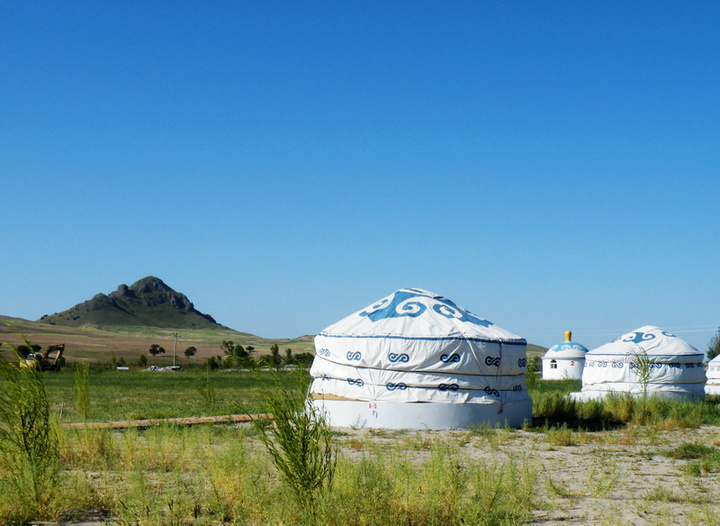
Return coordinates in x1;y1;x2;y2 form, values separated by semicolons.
172;332;181;367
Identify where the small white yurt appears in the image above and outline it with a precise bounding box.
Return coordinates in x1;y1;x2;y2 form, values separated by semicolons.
571;326;705;401
542;331;588;380
705;355;720;395
309;288;532;429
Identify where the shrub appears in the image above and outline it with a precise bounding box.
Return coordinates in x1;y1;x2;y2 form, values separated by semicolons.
0;343;59;521
708;334;720;361
255;371;337;523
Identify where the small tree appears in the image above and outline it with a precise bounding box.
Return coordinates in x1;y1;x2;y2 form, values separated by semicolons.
270;344;281;371
629;348;652;397
206;356;220;371
707;334;720;361
221;340;248;359
234;345;248;359
294;353;315;368
148;344;165;357
184;346;197;364
221;340;235;356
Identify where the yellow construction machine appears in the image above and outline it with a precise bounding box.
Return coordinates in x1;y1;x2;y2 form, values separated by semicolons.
20;344;65;371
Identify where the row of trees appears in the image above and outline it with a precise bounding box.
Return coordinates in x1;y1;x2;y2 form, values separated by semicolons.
213;340;313;370
143;340;313;370
147;344;197;359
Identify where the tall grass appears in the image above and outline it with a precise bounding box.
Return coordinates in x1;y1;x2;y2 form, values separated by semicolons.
530;380;720;429
45;424;546;526
0;344;59;523
255;371;337;524
74;361;91;419
320;446;537;526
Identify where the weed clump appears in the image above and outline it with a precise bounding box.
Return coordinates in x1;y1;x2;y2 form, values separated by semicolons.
255;371;337;524
0;342;60;523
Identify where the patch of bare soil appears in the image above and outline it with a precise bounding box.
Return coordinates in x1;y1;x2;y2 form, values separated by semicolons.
333;425;720;525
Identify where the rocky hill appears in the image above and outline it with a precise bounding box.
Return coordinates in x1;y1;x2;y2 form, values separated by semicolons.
39;276;227;329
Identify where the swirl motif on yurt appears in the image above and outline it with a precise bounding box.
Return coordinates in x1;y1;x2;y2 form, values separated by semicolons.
386;382;407;391
359;289;493;327
484;386;500;397
485;356;501;367
346;351;362;361
440;353;461;363
388;353;410;363
438;383;459;391
619;331;656;344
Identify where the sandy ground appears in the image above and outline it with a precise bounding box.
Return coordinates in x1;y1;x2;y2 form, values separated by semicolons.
332;425;720;526
29;423;720;525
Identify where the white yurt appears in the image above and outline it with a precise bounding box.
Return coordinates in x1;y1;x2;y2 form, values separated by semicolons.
571;326;705;401
309;288;532;429
705;355;720;395
541;331;588;380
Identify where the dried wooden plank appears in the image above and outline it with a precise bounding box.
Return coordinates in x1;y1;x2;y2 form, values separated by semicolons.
62;413;273;430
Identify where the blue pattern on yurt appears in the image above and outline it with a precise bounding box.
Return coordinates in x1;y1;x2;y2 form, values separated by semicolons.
360;289;493;327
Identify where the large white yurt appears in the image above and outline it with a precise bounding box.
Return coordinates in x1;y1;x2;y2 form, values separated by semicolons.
571;326;705;401
541;331;588;380
705;355;720;395
309;288;532;429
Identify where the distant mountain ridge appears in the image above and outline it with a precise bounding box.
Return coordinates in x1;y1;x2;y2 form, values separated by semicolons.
39;276;227;329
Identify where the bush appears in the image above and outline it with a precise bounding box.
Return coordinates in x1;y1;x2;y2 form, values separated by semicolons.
0;344;59;522
255;371;337;523
708;334;720;361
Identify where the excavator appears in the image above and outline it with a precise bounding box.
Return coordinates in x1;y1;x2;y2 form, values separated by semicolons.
20;344;65;371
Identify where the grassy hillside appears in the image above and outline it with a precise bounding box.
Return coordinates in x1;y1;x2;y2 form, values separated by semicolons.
0;315;315;363
1;315;547;365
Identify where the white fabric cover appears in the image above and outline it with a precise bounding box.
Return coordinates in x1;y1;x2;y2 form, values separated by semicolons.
312;399;533;429
542;341;588;380
705;355;720;395
544;341;589;360
572;325;705;401
309;288;531;427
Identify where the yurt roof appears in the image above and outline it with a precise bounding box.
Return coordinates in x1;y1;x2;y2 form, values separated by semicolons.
318;288;525;343
543;341;589;360
588;325;701;357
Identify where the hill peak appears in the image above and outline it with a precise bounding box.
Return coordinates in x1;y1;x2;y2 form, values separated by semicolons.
39;276;226;329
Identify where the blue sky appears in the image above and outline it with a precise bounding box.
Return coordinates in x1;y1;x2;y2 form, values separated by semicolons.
2;2;719;352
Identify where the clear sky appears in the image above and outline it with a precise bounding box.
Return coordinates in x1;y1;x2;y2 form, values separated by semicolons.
2;2;719;353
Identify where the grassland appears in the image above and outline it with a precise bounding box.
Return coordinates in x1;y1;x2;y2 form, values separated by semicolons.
4;322;720;525
0;315;315;364
45;368;298;422
1;365;720;524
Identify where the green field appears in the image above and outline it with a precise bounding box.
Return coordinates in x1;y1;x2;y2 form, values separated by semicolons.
4;367;720;524
45;368;301;422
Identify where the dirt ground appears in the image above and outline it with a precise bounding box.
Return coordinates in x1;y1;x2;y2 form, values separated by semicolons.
334;425;720;526
29;423;720;525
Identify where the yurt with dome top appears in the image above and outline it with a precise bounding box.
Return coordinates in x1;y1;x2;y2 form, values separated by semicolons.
704;354;720;395
541;331;589;380
571;326;706;402
309;288;532;429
